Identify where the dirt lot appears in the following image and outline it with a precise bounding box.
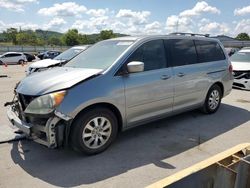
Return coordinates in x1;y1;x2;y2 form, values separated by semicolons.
0;64;250;188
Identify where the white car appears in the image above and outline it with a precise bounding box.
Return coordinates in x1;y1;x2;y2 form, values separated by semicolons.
231;48;250;90
26;45;90;75
0;52;27;65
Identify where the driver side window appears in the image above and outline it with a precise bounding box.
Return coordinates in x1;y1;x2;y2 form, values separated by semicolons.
126;39;167;72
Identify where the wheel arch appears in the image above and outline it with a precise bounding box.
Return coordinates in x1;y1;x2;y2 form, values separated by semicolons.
213;81;224;97
69;102;123;133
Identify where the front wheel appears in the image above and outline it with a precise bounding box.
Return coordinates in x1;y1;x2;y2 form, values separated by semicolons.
70;108;118;155
202;84;222;114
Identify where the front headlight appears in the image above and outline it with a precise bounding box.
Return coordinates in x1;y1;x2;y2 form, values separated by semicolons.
24;90;66;115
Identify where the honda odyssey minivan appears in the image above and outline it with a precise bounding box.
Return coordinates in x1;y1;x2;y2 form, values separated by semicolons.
6;34;233;154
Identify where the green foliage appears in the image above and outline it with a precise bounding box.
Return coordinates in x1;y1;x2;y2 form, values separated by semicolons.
236;33;250;40
0;28;127;46
78;34;89;44
100;30;116;40
62;29;80;46
16;32;37;45
48;36;63;46
5;28;18;44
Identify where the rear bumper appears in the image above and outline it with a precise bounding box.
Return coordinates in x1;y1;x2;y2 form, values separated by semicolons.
7;106;64;148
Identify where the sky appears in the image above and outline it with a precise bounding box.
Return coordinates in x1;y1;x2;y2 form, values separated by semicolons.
0;0;250;37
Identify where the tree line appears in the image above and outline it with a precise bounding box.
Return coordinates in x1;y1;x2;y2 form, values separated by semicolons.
0;28;249;46
0;28;123;46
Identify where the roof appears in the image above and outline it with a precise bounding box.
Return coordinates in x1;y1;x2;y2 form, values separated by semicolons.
4;52;23;54
71;45;91;50
3;52;23;55
109;34;218;42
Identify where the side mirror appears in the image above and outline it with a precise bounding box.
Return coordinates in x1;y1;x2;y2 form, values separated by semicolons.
127;61;144;73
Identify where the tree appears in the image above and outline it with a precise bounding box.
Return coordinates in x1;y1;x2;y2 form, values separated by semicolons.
100;30;116;40
6;28;18;44
48;36;63;46
236;33;250;40
62;29;80;46
16;32;37;45
78;34;90;44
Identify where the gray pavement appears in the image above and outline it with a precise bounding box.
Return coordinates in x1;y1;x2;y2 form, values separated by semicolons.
0;64;250;188
0;64;27;143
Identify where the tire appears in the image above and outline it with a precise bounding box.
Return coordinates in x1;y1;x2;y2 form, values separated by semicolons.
18;60;24;65
202;84;222;114
70;107;118;155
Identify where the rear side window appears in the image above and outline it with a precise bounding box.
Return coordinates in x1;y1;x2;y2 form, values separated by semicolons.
126;39;167;71
195;40;225;63
165;39;197;67
4;53;20;57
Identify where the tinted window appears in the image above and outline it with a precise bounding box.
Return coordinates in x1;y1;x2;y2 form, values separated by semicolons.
165;39;197;67
4;53;20;57
195;40;225;63
127;40;166;71
4;54;12;57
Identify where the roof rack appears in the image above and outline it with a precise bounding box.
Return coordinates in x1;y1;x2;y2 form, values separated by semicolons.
169;32;210;37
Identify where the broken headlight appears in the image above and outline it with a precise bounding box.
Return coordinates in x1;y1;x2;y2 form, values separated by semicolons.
24;90;66;115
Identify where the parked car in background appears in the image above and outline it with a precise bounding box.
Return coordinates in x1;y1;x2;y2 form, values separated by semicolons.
7;35;233;155
23;53;36;62
0;52;27;65
225;47;240;56
37;50;61;60
37;51;45;60
26;45;90;75
43;51;61;59
231;48;250;90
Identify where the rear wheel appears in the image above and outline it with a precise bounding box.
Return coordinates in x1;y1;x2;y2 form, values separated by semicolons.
70;107;118;155
18;60;24;65
202;84;222;114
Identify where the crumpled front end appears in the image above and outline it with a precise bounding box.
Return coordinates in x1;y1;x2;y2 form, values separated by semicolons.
7;93;67;148
233;70;250;90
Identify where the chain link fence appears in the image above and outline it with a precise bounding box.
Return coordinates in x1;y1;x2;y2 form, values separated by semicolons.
0;45;70;54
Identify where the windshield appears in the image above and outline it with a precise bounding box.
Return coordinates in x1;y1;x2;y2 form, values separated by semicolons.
230;52;250;63
65;40;134;69
54;48;85;60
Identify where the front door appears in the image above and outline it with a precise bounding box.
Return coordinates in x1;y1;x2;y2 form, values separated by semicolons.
123;39;174;126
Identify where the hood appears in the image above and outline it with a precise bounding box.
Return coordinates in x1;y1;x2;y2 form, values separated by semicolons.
17;67;103;95
29;59;61;68
231;61;250;71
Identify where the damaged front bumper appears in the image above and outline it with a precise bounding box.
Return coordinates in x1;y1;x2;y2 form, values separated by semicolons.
233;71;250;90
7;102;68;148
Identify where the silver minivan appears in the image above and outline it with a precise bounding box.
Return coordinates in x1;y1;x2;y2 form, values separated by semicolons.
7;34;233;154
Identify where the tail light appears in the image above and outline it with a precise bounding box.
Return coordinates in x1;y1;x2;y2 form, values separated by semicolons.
229;64;233;73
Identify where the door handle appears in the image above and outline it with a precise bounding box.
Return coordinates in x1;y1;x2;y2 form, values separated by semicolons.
161;75;171;80
177;72;185;77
